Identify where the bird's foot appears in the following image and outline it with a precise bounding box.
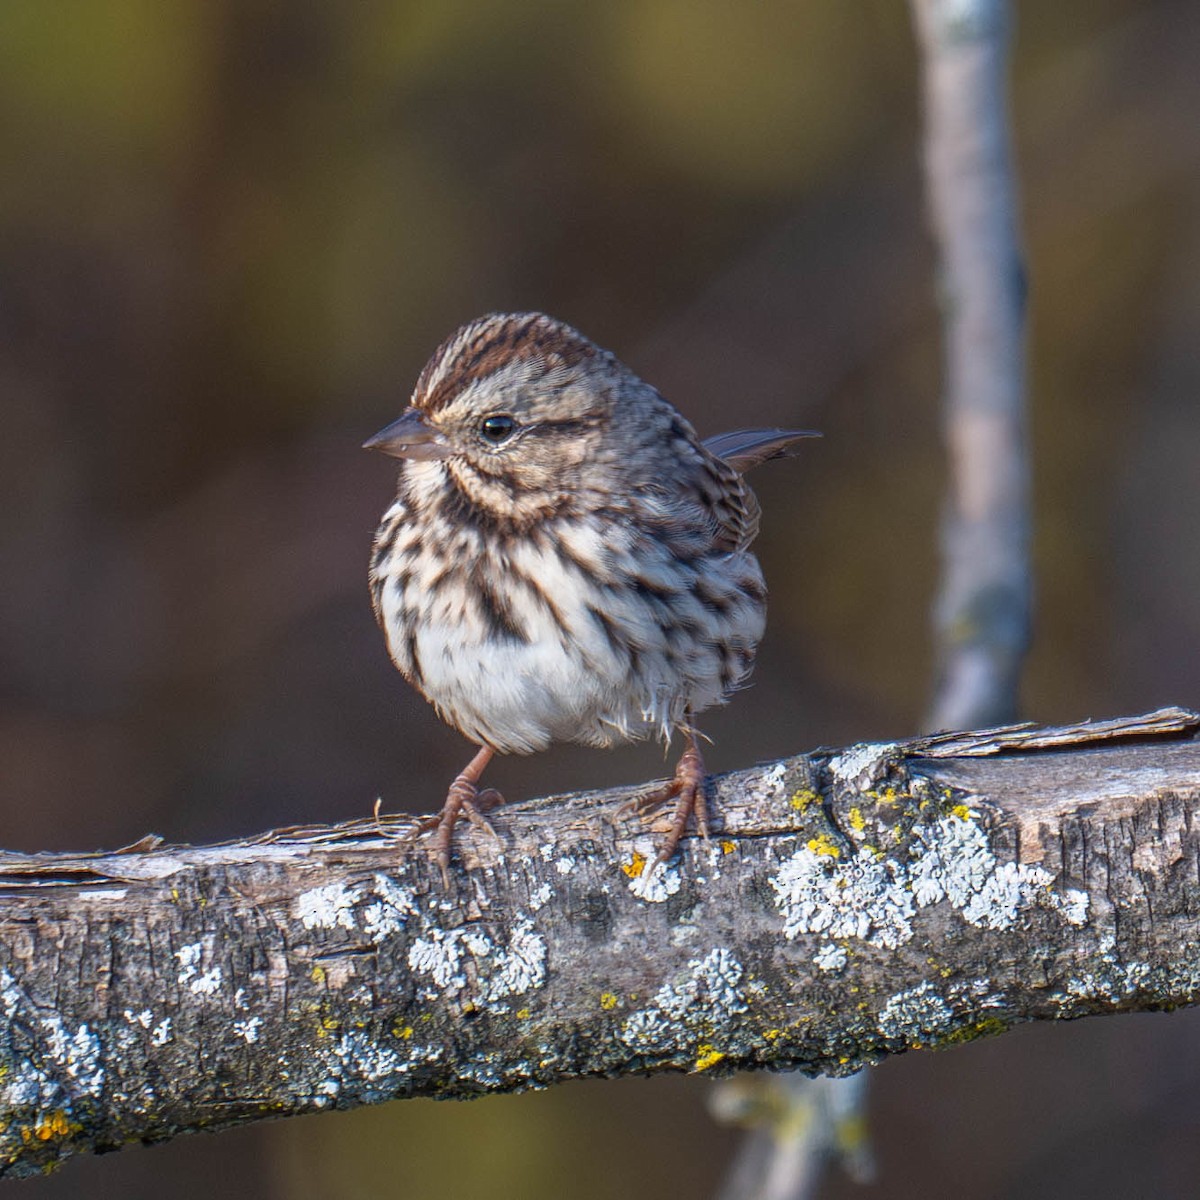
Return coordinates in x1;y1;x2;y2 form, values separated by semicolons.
630;736;709;871
418;777;506;888
386;747;502;886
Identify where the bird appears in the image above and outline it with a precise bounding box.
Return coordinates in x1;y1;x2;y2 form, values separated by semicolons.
365;312;816;883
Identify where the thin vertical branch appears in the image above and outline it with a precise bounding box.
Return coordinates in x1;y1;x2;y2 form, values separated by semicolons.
716;3;1030;1196
914;0;1031;732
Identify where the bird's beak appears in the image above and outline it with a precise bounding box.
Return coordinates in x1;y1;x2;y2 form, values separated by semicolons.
363;408;453;461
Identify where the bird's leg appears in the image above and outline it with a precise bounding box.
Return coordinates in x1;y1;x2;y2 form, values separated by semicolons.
416;746;505;886
633;724;709;870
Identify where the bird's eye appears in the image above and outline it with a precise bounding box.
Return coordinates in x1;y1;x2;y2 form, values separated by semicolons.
479;413;517;444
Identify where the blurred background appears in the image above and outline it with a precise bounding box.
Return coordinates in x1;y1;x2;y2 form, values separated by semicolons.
3;1;1200;1196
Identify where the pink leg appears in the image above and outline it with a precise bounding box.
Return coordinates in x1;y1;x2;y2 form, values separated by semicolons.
418;746;505;886
633;727;709;870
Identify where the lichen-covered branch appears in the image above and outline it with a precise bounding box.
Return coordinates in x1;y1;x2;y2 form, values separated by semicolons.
1;708;1198;1177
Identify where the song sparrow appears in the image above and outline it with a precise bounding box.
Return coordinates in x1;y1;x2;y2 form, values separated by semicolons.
366;312;815;883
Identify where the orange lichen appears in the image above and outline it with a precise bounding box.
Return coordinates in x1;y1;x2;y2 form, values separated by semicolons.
622;853;647;878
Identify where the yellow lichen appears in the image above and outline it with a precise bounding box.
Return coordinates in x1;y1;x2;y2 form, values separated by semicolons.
516;1008;531;1020
790;788;820;813
621;853;646;879
310;965;326;984
940;1016;1007;1046
806;834;841;858
394;1025;414;1040
693;1045;725;1072
951;804;972;820
848;807;865;832
599;992;619;1010
763;1029;782;1042
20;1111;75;1145
720;840;736;855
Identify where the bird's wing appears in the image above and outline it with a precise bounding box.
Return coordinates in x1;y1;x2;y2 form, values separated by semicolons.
628;429;815;558
702;428;820;474
704;452;762;553
697;428;819;551
630;448;762;556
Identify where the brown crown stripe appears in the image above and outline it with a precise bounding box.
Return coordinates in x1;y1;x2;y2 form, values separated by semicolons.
414;313;599;413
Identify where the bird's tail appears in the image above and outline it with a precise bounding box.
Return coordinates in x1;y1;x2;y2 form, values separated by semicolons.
702;428;820;473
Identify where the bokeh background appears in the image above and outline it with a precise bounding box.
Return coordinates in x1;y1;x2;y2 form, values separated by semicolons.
3;1;1200;1196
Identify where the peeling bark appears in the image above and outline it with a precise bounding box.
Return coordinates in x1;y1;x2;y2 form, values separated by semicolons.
1;708;1198;1177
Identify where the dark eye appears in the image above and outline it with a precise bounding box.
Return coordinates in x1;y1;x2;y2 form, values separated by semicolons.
479;413;517;444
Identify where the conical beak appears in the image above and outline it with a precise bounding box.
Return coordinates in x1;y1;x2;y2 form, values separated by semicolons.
363;408;452;461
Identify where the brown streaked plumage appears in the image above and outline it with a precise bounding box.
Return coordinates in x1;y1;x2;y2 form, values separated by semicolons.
366;312;817;883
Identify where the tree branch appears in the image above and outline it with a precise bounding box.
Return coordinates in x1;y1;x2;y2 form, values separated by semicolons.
1;708;1198;1177
912;0;1031;731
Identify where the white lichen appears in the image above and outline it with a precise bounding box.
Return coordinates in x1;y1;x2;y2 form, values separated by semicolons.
910;814;1071;931
829;742;898;790
190;966;223;997
528;882;554;912
407;930;466;994
295;882;362;931
151;1019;173;1046
690;948;749;1015
41;1018;105;1096
404;912;549;1009
233;1016;263;1044
459;928;493;957
629;855;682;903
316;1030;408;1100
772;810;1093;949
771;846;915;949
362;875;417;944
878;982;953;1041
481;921;548;1005
0;972;109;1109
745;760;789;804
174;941;204;983
621;948;749;1050
1053;888;1091;926
555;856;577;877
813;942;848;973
618;1008;673;1049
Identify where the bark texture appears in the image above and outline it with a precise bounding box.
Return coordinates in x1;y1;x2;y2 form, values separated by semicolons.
1;708;1199;1177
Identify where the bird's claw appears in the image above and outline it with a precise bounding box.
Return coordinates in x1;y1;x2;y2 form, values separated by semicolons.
631;737;709;870
429;777;506;887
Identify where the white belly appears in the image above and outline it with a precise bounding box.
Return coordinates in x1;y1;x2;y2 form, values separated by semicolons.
375;500;766;755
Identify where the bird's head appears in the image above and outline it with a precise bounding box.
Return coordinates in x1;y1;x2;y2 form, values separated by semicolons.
365;313;651;517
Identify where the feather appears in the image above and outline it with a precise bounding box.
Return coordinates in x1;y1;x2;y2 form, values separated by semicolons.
702;428;820;474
